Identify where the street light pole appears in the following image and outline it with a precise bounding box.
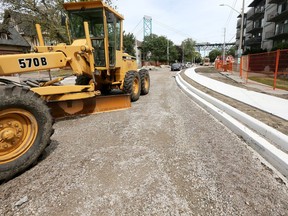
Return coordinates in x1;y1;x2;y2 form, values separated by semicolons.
220;0;245;58
167;38;169;64
239;0;245;58
223;28;226;66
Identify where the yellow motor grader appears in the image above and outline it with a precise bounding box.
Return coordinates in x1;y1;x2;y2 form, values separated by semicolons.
0;0;150;181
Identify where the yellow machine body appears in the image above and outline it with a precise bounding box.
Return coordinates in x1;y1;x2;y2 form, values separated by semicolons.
0;0;151;182
0;0;140;118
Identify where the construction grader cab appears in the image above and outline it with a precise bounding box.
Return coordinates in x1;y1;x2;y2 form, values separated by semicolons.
0;0;150;182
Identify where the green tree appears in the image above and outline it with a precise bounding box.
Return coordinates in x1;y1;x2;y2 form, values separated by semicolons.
209;49;222;62
226;46;237;57
272;42;288;51
142;34;173;63
154;35;170;62
123;32;136;56
66;0;116;7
181;38;196;63
1;0;68;42
193;52;202;63
1;0;117;43
168;43;179;64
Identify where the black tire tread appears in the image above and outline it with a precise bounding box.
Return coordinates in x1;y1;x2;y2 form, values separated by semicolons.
75;75;91;85
123;71;140;102
139;69;150;95
0;85;54;182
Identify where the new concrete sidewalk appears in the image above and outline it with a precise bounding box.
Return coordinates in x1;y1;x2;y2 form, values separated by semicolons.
176;70;288;180
184;68;288;121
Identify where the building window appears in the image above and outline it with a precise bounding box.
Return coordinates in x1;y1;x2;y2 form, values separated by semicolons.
275;24;279;34
278;2;287;14
0;33;8;40
261;18;264;27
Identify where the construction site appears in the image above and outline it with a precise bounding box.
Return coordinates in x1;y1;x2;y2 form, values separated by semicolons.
1;0;288;215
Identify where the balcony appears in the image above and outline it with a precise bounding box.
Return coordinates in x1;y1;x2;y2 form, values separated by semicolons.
236;15;246;28
236;30;241;39
246;24;253;33
266;23;288;40
246;22;262;34
248;0;265;7
267;9;288;22
268;0;286;4
247;8;255;20
245;36;262;46
248;6;264;20
235;40;240;47
237;19;242;28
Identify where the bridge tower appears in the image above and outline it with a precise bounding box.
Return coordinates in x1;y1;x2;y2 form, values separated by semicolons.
143;15;152;38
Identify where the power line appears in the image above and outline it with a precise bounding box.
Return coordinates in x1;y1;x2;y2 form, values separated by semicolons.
153;19;193;40
135;27;143;38
225;0;238;27
129;18;142;34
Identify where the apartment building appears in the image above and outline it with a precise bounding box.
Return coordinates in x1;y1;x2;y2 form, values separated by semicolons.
266;0;288;49
236;0;288;53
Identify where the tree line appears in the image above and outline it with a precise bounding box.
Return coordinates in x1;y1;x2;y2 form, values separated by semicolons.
0;0;237;64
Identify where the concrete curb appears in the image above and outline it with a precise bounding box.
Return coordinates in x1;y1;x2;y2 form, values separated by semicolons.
175;74;288;179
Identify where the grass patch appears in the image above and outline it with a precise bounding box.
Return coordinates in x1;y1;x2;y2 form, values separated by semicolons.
249;76;288;90
194;66;217;73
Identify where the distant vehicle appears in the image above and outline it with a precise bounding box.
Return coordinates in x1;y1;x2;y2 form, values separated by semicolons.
171;63;181;71
185;62;192;68
203;57;210;66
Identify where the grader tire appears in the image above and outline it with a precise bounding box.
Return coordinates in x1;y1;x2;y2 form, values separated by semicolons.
123;71;141;102
75;75;111;95
0;85;53;182
75;75;91;85
139;69;150;95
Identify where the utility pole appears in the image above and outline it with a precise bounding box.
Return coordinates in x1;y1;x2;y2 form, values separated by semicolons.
223;28;226;65
167;38;169;64
219;0;245;63
182;43;185;64
238;0;245;60
135;38;141;68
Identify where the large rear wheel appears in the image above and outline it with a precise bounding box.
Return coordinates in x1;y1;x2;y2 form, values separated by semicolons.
123;71;141;102
139;69;150;95
0;85;53;182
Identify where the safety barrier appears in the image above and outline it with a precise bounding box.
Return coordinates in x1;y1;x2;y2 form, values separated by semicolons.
214;60;233;72
240;49;288;90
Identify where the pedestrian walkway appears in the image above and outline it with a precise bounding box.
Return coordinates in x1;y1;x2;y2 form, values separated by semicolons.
184;68;288;121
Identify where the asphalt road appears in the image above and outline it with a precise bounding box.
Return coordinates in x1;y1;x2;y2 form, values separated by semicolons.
1;68;288;216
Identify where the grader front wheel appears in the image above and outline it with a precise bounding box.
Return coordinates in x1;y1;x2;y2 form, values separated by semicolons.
0;85;53;182
123;71;141;102
0;109;38;164
139;69;150;95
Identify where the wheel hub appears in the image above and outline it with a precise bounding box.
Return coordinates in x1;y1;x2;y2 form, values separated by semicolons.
0;109;37;163
144;77;149;89
133;78;139;95
0;120;23;152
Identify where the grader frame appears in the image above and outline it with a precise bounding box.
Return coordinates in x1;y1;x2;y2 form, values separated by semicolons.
0;0;150;181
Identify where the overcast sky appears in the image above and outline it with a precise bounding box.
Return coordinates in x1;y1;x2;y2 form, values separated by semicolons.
117;0;253;45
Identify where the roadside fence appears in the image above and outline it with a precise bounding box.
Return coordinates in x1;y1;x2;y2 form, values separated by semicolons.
240;49;288;90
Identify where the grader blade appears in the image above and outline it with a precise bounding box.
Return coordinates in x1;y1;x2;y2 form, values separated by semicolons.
47;94;131;119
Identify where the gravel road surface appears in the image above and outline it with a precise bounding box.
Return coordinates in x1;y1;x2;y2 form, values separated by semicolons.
1;68;288;216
